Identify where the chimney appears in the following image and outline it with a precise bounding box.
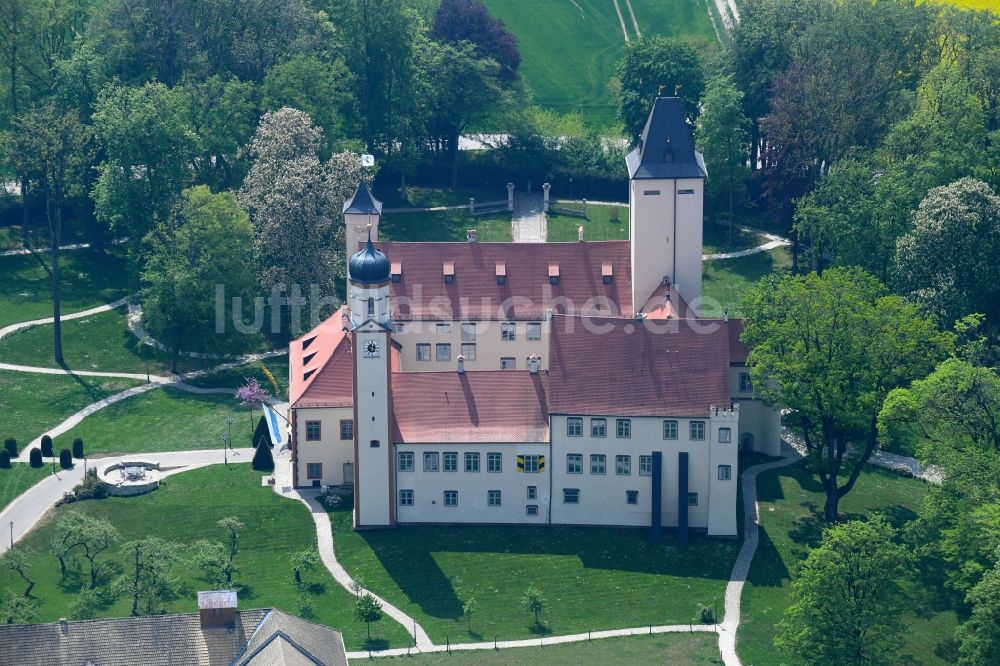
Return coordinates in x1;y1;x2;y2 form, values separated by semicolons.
723;309;729;323
198;590;238;629
59;618;68;636
466;229;478;243
578;225;584;242
527;355;540;375
457;355;465;374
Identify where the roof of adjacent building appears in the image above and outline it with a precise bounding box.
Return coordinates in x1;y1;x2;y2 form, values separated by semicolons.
0;609;347;666
377;241;633;320
289;308;354;409
342;180;383;215
548;316;732;417
626;97;708;180
392;370;549;443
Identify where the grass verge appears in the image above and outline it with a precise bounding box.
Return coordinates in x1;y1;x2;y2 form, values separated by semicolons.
381;210;512;242
0;465;52;512
701;246;791;317
547;204;628;242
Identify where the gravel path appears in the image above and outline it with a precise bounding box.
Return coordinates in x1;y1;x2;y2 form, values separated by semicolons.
512;192;547;242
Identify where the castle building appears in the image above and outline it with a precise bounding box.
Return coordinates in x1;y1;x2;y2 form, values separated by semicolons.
287;98;780;538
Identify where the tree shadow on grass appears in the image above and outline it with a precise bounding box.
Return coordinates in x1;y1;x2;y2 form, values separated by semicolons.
362;637;390;651
745;527;792;588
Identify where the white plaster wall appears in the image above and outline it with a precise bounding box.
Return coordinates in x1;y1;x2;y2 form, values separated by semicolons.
549;414;730;529
354;324;393;526
673;178;704;307
392;320;548;372
706;408;740;536
294;406;355;487
394;443;550;524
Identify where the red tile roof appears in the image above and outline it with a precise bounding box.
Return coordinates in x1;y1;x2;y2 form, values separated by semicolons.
289;308;354;409
638;281;693;320
376;241;633;320
548;316;732;417
391;371;549;443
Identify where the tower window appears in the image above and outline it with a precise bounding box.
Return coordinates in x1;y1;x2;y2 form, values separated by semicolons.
367;297;374;316
643;190;661;196
678;189;695;195
370;439;380;448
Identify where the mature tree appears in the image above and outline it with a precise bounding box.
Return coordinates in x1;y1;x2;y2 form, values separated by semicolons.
6;104;93;363
957;560;1000;666
431;0;519;80
696;75;750;246
116;537;180;616
262;55;356;152
354;592;382;640
894;178;1000;327
190;540;229;587
616;37;703;141
217;516;244;586
775;517;914;665
51;512;119;589
1;546;35;596
741;267;953;520
236;377;271;438
238;108;362;334
141;186;257;372
424;39;509;188
92;82;199;276
291;549;319;590
0;589;38;624
178;76;257;190
521;584;545;627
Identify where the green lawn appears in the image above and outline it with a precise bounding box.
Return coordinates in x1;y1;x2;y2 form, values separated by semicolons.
0;307;215;376
0;249;128;327
329;508;737;644
547;204;628;242
379;186;506;209
702;221;764;255
480;0;717;128
381;211;512;242
0;465;52;512
0;465;411;650
0;370;142;453
51;386;251;457
368;632;722;664
737;462;960;666
185;356;290;402
701;246;792;317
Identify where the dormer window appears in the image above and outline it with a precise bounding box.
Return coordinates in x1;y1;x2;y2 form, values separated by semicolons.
301;335;316;350
602;263;613;285
548;264;560;286
391;262;402;283
443;262;455;284
496;262;506;285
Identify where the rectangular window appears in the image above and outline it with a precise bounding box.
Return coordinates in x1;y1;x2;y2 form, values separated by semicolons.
643;190;661;195
436;323;451;334
566;417;583;437
461;322;476;342
678;189;695;195
663;420;678;440
590;454;606;475
305;421;321;441
339;420;354;441
688;492;699;506
616;419;631;439
526;322;542;341
566;453;582;474
719;427;732;444
616;455;631;476
464;452;480;472
423;452;439;472
436;343;451;362
398;451;414;472
739;372;753;392
527;485;537;500
370;439;380;448
563;488;580;504
500;357;516;370
399;489;414;506
591;418;607;438
461;343;477;361
626;490;639;505
526;504;539;516
639;455;653;476
487;452;502;473
488;490;501;507
444;490;458;507
718;464;732;481
416;344;431;362
501;322;516;341
306;463;322;479
521;455;541;473
690;421;706;441
443;452;458;472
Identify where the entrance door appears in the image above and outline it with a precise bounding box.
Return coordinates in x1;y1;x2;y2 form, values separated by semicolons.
343;462;355;487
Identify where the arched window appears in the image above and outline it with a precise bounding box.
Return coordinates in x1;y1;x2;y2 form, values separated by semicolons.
367;297;374;316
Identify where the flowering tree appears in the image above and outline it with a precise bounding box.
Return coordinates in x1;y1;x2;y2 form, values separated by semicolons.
235;377;271;437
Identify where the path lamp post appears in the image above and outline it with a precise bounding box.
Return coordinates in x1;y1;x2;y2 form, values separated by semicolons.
9;521;12;548
714;596;718;625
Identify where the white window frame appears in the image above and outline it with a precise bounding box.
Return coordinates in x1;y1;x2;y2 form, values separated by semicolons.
416;344;431;362
487;452;502;473
461;343;477;361
626;490;639;505
615;455;631;476
436;343;451;362
522;455;541;473
739;372;753;392
719;427;732;444
526;504;539;516
423;452;440;472
464;452;480;472
566;453;582;474
663;420;678;440
591;418;607;438
442;452;458;472
639;455;653;476
567;417;583;437
444;490;458;507
487;490;501;507
718;464;732;481
399;489;414;506
590;454;606;475
690;421;706;441
500;357;516;370
398;451;414;472
461;322;476;342
501;322;516;341
563;488;580;504
526;322;542;341
616;419;631;439
527;485;537;500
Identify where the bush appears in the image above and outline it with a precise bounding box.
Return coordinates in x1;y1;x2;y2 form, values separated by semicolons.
318;491;352;511
699;605;716;624
72;438;84;459
59;448;73;469
58;469;109;505
252;440;274;471
0;450;10;469
4;438;16;458
40;435;53;457
29;449;43;468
